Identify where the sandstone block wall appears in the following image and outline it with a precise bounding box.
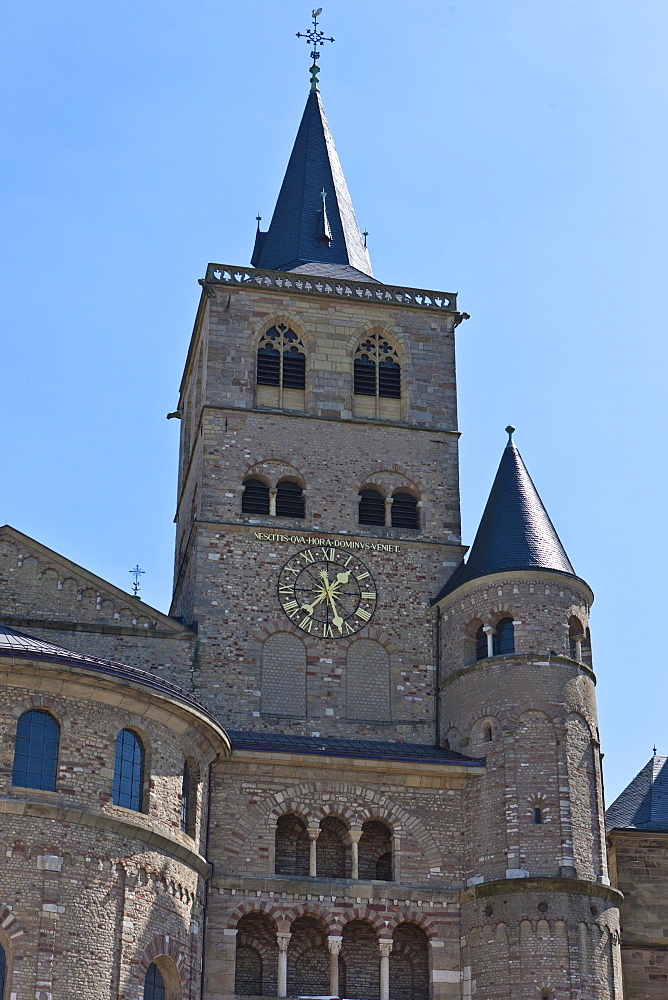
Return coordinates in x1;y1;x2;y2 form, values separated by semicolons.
609;830;668;999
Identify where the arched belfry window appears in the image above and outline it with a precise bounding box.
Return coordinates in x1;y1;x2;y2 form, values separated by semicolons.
256;323;306;410
144;963;166;1000
476;626;488;661
493;618;515;656
353;333;401;420
391;491;420;530
112;729;145;812
275;480;305;518
359;488;385;526
12;709;60;791
241;478;270;515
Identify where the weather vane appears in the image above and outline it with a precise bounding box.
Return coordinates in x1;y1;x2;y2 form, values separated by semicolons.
296;8;334;91
129;564;145;598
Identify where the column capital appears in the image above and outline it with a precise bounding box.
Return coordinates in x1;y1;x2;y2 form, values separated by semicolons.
277;932;291;952
307;826;320;840
327;934;343;955
482;623;497;635
378;939;394;958
348;828;363;844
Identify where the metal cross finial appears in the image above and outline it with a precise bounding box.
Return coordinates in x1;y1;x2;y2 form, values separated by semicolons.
362;230;369;247
129;564;145;598
296;8;334;91
255;213;262;231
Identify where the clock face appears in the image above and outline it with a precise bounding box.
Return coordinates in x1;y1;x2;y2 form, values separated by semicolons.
278;546;377;638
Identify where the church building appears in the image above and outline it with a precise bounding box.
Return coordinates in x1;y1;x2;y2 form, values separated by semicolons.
0;18;665;1000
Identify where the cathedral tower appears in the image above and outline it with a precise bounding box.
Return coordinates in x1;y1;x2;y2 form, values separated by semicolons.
434;430;623;998
169;74;466;740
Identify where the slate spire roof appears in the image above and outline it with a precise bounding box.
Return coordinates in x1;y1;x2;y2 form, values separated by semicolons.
251;89;374;280
436;430;575;599
606;756;668;832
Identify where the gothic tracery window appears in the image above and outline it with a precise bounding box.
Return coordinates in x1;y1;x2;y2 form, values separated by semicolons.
353;333;402;419
256;323;306;410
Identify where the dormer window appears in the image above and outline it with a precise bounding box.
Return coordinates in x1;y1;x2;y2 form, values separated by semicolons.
353;333;401;420
256;324;306;410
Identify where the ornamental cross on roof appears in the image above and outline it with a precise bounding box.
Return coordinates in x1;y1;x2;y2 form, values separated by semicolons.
296;8;334;91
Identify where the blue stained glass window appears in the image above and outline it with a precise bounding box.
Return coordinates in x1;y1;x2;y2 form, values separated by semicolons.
112;729;145;811
493;618;515;656
12;709;59;791
144;962;166;1000
0;942;6;998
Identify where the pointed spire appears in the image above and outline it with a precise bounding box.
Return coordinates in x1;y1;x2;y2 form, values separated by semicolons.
251;89;374;279
439;430;575;598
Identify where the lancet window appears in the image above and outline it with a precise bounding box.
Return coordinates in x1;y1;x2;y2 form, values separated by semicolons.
353;333;402;419
256;323;306;410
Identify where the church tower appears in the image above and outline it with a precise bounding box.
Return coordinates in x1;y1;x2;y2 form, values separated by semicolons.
434;430;624;998
169;51;466;740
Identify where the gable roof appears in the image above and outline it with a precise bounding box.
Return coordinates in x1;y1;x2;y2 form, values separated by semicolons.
0;524;188;635
606;756;668;832
434;435;575;601
251;89;374;278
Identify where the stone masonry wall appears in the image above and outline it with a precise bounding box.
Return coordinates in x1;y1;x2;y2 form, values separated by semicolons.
609;830;668;999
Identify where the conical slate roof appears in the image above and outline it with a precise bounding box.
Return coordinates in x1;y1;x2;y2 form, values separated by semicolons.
251;89;374;279
436;433;575;599
606;756;668;832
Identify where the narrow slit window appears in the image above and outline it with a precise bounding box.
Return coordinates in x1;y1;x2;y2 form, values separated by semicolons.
181;761;192;834
241;478;270;514
534;806;543;825
275;480;305;518
12;709;60;791
391;491;419;529
359;489;385;526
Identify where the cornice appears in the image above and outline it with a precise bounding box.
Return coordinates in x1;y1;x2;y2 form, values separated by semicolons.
463;876;623;906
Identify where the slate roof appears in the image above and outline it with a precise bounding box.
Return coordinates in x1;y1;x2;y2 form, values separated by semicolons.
434;435;576;601
606;756;668;832
226;729;484;767
251;90;374;277
0;623;220;727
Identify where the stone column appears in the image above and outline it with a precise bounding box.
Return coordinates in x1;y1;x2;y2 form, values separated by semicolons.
482;624;496;658
269;488;277;516
277;932;291;997
308;826;320;877
327;935;343;996
384;496;393;527
349;829;363;879
379;939;393;1000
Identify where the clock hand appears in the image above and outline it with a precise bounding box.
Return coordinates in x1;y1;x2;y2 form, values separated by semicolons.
300;588;328;616
325;587;344;633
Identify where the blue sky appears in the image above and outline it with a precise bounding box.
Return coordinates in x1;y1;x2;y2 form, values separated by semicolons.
2;0;666;801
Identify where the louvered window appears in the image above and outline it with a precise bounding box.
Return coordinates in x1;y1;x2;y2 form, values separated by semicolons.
256;324;306;409
359;489;385;526
391;491;419;529
353;333;401;419
12;709;60;791
493;618;515;655
242;478;270;514
276;480;305;518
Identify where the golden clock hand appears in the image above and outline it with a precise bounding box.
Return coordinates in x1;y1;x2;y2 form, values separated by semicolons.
334;570;351;585
325;587;344;634
300;588;328;615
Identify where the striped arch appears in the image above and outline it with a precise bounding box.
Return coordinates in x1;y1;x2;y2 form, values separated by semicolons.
384;911;441;938
136;934;187;981
282;903;337;934
226;901;283;931
332;907;390;936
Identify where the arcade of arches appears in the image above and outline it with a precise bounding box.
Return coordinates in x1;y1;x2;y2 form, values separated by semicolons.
234;912;429;1000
